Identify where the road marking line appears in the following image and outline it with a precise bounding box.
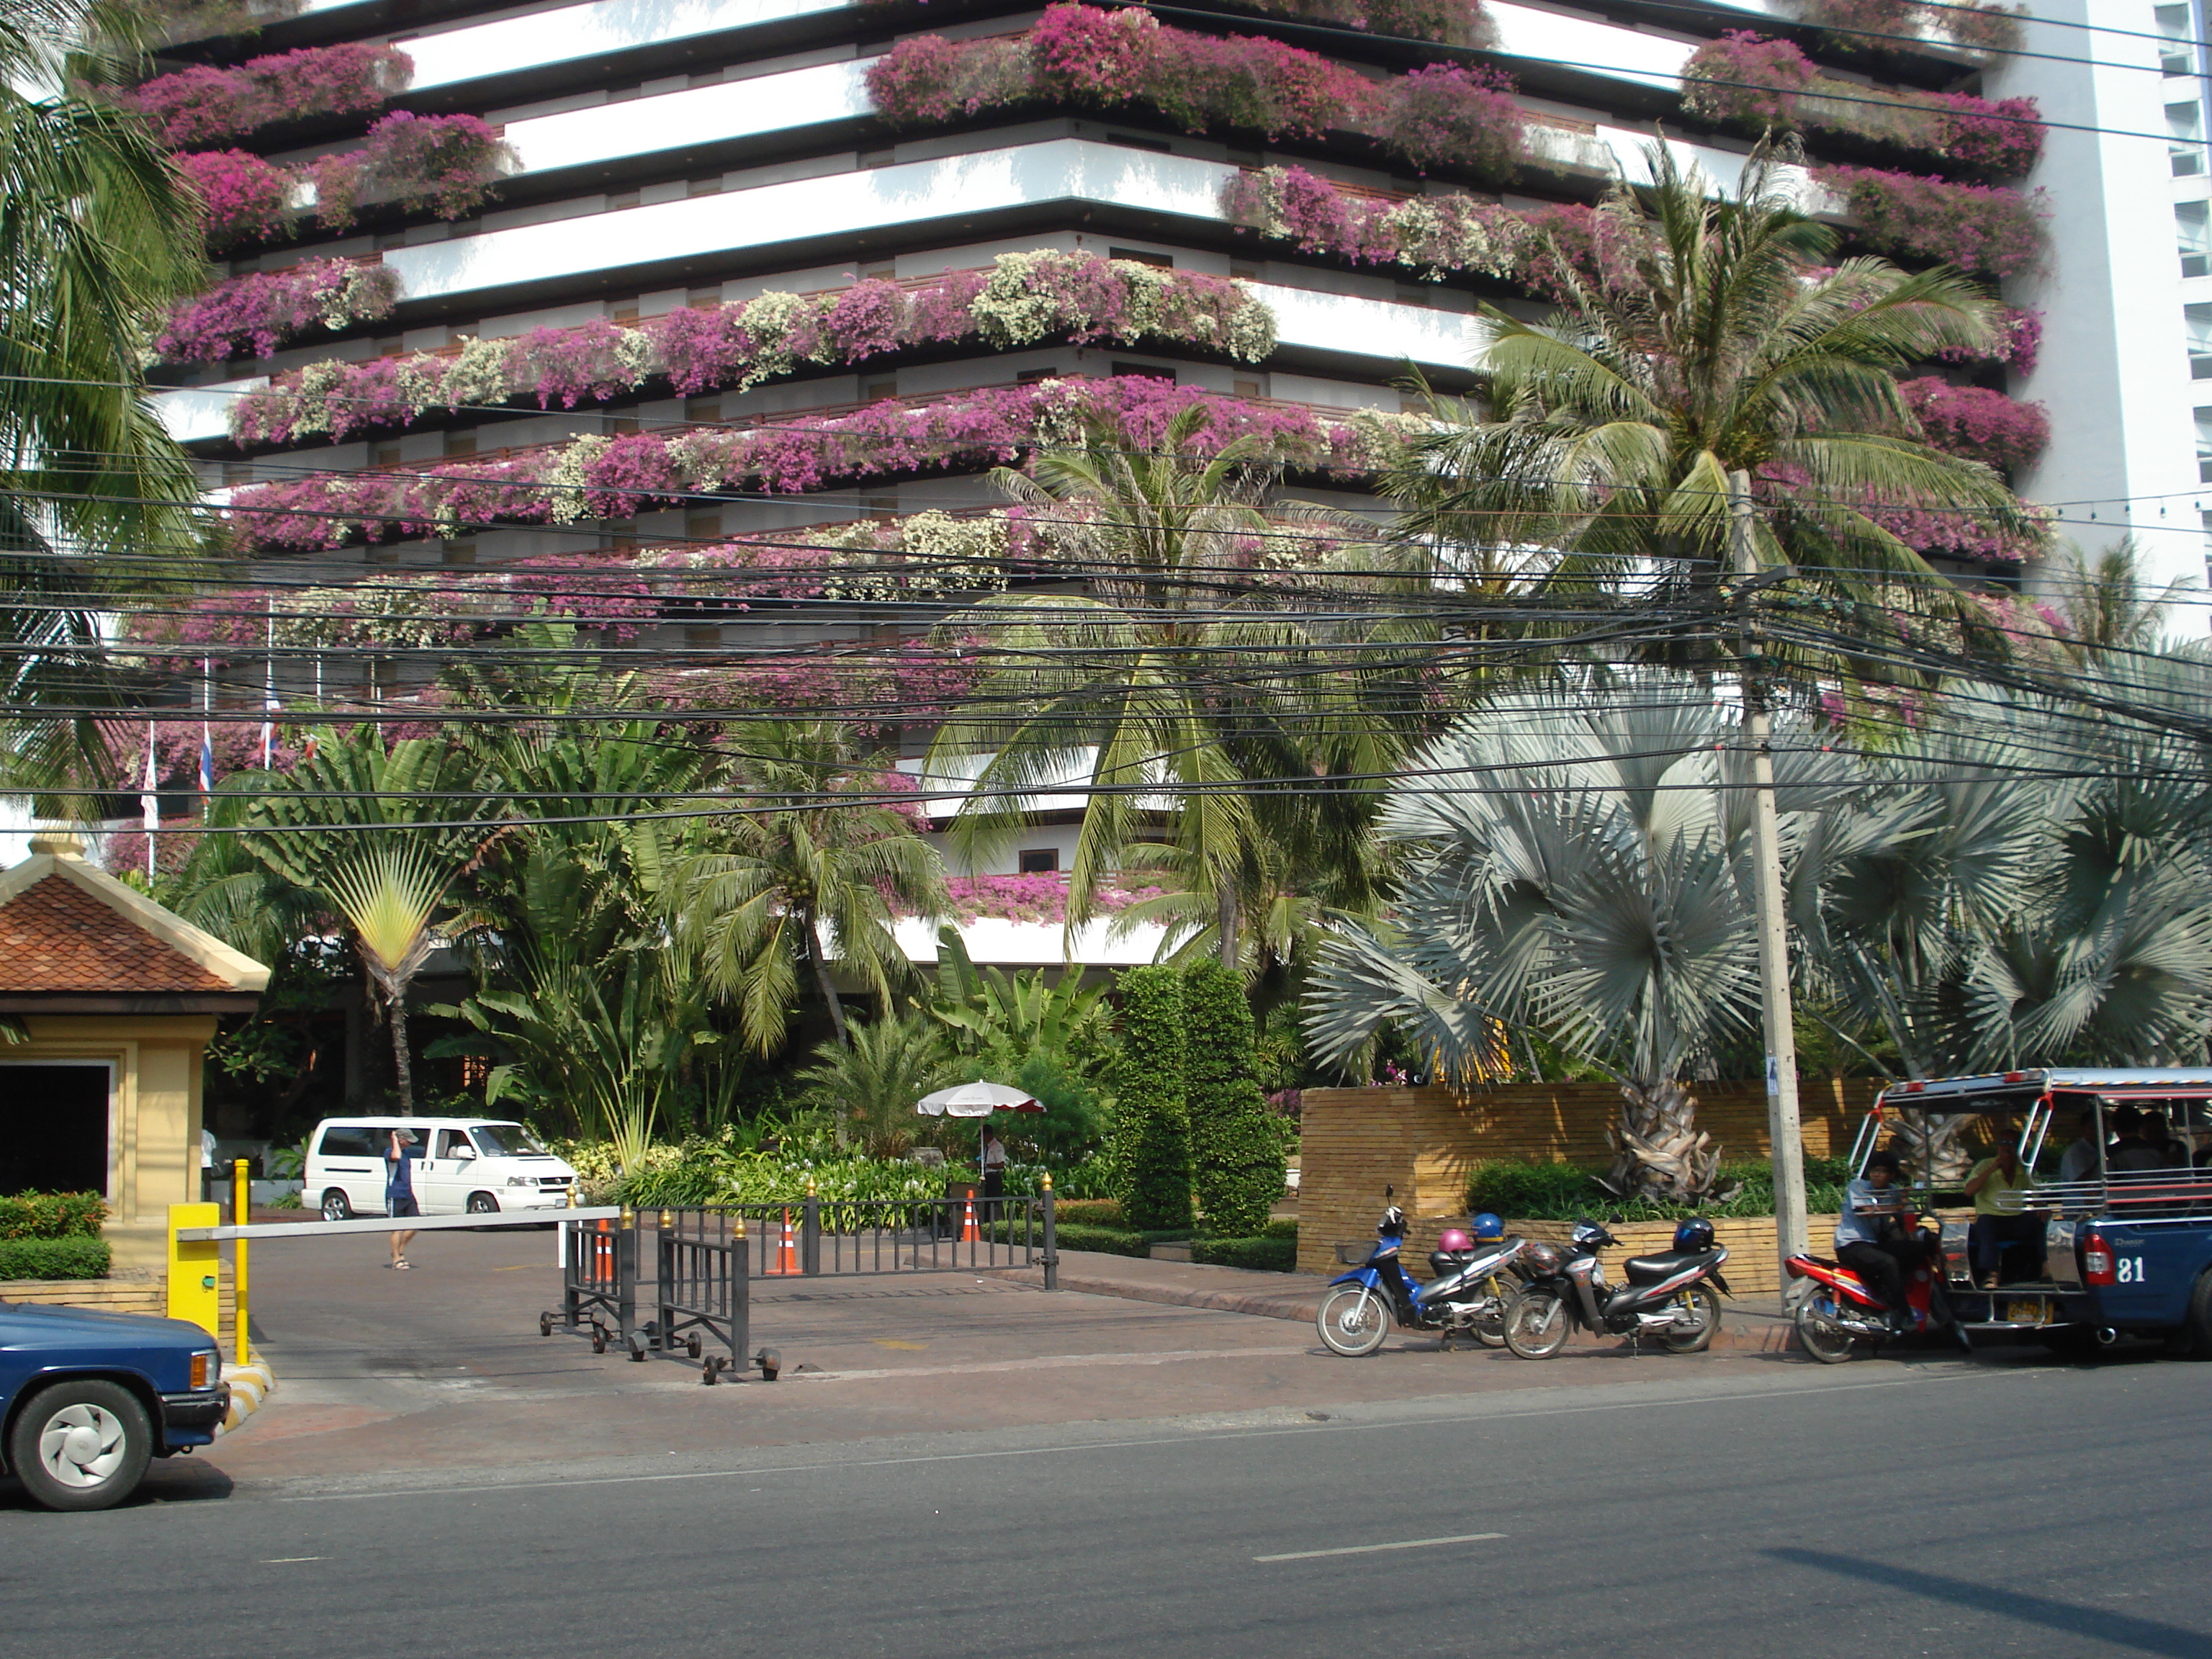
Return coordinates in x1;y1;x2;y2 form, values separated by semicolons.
261;1557;324;1563
792;1345;1312;1382
1255;1532;1505;1564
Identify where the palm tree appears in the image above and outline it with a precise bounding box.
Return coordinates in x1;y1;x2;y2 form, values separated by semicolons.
931;408;1418;970
792;1011;954;1157
685;719;945;1053
1;0;212;793
1386;143;2036;650
1304;677;1856;1202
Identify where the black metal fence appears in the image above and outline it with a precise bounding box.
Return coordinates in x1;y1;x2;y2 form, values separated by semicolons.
544;1188;1058;1382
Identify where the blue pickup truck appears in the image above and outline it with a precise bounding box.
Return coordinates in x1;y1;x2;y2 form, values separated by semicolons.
1;1301;230;1511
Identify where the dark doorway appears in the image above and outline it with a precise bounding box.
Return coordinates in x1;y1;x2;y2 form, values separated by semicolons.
0;1066;110;1196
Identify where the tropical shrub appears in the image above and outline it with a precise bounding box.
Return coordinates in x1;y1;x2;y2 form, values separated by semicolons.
1181;961;1287;1236
1189;1233;1297;1270
155;258;400;363
125;42;412;147
865;4;1529;174
178;148;293;249
860;0;1495;48
0;1190;106;1238
142;0;306;47
226;252;1275;444
0;1238;112;1279
1681;32;2040;178
1110;964;1193;1230
220;377;1424;552
1464;1158;1854;1223
1812;164;2046;277
1780;0;2023;59
1900;377;2049;472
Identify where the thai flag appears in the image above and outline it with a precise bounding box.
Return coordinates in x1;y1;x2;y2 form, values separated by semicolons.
199;724;213;796
260;694;279;770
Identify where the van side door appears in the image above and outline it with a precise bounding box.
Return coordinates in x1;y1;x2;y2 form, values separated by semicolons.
421;1127;479;1214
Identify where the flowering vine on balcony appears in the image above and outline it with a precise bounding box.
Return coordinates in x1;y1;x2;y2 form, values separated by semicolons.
155;258;402;363
1779;0;2022;62
1899;377;2049;472
1810;164;2047;278
181;112;515;250
861;0;1495;49
225;252;1277;445
125;42;413;147
865;4;1529;179
1681;33;2040;180
220;378;1422;552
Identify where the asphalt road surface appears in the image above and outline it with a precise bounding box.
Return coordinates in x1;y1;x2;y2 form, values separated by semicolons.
4;1351;2207;1658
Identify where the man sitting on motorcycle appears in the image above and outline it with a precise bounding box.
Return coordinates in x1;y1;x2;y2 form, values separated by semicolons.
1835;1150;1919;1334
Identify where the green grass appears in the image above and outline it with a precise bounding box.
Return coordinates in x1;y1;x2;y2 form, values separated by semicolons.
0;1237;112;1280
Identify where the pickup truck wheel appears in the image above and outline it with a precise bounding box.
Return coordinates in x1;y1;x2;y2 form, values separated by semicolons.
7;1380;153;1512
2183;1270;2212;1359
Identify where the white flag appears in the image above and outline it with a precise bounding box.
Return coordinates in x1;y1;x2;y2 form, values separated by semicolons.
139;722;158;877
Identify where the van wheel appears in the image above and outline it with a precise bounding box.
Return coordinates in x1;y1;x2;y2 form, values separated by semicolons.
7;1380;153;1511
467;1192;500;1215
320;1190;353;1222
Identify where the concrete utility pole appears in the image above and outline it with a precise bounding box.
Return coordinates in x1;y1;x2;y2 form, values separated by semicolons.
1727;469;1809;1271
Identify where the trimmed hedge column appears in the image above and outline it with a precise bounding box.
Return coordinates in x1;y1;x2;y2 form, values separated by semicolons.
1109;965;1193;1231
1182;961;1286;1237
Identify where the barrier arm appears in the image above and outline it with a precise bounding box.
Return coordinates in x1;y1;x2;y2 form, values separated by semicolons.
176;1208;624;1242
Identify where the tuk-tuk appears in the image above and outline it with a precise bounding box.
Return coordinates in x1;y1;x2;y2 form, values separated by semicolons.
1851;1069;2212;1352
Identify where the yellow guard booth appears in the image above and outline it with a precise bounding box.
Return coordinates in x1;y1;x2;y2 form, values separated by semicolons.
0;831;269;1270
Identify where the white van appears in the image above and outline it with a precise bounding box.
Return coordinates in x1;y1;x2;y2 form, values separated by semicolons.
305;1117;577;1221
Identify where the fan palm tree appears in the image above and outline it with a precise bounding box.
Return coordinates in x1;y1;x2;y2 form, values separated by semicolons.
930;408;1419;970
685;719;945;1053
1385;143;2036;654
792;1011;954;1158
1305;676;1858;1201
1;0;212;794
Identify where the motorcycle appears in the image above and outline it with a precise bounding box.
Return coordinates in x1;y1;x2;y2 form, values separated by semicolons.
1316;1205;1529;1358
1786;1220;1968;1363
1498;1218;1729;1359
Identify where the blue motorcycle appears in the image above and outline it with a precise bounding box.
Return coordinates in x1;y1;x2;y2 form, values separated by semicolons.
1318;1202;1527;1357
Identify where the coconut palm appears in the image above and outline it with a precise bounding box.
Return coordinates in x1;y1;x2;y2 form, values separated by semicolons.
1305;676;1857;1201
1386;143;2036;647
685;719;945;1053
931;408;1419;970
1;0;212;793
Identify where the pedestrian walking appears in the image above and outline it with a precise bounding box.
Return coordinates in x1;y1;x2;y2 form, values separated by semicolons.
386;1126;422;1269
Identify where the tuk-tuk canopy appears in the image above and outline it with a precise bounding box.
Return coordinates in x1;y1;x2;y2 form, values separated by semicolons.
1875;1070;2212;1115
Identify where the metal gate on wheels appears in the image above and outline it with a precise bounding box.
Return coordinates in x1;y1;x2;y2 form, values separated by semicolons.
546;1183;1058;1383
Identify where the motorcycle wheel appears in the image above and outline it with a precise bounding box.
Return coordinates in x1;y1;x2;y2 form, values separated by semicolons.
1794;1295;1858;1365
1316;1285;1391;1358
1659;1283;1721;1354
1502;1288;1571;1360
1472;1278;1509;1347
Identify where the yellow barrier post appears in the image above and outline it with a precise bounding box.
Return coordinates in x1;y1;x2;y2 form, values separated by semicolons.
166;1202;220;1341
232;1157;252;1366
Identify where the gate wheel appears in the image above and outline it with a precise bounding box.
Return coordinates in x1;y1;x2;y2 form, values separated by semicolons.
701;1360;717;1386
539;1313;551;1337
591;1326;606;1354
688;1336;702;1359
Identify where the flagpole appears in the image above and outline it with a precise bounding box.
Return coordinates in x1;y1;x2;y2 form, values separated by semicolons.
140;721;158;879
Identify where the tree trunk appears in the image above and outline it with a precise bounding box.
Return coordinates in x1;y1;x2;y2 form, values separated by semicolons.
1215;883;1239;972
1607;1078;1722;1201
806;916;849;1046
1892;1113;1976;1185
387;976;415;1116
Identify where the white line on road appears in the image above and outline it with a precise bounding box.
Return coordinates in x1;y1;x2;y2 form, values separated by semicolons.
791;1346;1314;1382
1255;1532;1506;1563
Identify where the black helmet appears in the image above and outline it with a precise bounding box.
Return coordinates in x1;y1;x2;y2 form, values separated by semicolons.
1673;1218;1716;1253
1377;1205;1408;1237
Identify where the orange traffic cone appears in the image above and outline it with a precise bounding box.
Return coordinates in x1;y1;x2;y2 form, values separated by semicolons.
960;1197;980;1244
766;1208;799;1275
592;1218;613;1284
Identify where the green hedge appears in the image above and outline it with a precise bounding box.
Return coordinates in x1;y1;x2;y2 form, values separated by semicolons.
1051;1198;1124;1227
1110;965;1193;1231
0;1237;112;1280
1183;961;1287;1238
0;1191;106;1241
1465;1157;1855;1223
1048;1221;1151;1258
1190;1235;1298;1272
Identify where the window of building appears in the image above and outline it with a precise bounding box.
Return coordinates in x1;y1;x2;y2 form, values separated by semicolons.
1105;132;1172;153
2188;303;2212;377
1112;361;1174;380
1107;247;1173;267
1017;848;1060;873
2159;4;2195;76
2180;201;2212;276
2172;101;2206;176
2195;408;2212;481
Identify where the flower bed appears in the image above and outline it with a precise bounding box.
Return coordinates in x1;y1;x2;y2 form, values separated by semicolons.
226;251;1276;445
220;378;1421;552
1681;32;2040;179
156;258;400;363
179;112;514;250
1811;164;2046;277
866;4;1527;180
1899;376;2049;471
927;873;1166;925
125;42;412;147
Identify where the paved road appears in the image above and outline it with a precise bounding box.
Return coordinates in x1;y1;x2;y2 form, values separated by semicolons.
5;1344;2208;1658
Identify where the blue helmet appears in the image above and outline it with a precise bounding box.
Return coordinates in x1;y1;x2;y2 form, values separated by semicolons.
1469;1210;1505;1241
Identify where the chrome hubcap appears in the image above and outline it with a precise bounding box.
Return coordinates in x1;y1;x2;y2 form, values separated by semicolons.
39;1404;126;1488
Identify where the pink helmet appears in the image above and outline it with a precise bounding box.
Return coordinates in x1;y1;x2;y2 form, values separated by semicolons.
1437;1228;1474;1253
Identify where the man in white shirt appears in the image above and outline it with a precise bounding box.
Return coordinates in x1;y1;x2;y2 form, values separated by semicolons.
980;1125;1007;1220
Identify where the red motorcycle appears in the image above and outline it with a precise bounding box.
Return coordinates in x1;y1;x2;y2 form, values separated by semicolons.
1786;1220;1969;1363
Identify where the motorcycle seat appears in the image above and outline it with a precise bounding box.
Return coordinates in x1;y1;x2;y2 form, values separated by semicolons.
1623;1247;1722;1285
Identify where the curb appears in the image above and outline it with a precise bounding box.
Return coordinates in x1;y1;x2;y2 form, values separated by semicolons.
217;1360;274;1435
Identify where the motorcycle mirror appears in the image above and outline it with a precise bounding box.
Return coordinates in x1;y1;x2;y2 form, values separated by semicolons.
1385;1184;1394;1198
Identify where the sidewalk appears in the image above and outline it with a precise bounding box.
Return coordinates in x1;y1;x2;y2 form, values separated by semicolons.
1005;1251;1801;1354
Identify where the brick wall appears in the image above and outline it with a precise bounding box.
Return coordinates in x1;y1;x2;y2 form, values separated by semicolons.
1;1274;245;1359
1295;1079;1876;1277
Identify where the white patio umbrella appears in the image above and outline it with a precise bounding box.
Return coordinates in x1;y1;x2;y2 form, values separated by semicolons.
915;1079;1043;1116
